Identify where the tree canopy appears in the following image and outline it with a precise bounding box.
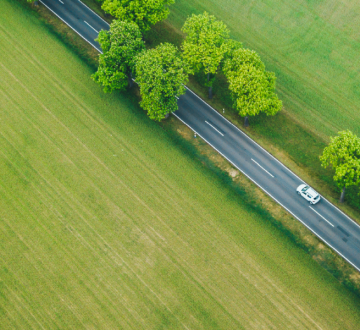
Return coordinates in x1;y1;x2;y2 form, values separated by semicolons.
92;20;144;93
135;43;189;121
320;130;360;201
181;12;240;97
101;0;174;31
223;48;282;122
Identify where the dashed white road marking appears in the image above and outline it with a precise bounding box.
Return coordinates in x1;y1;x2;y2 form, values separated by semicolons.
84;21;99;33
58;0;64;4
251;158;274;178
309;206;334;227
205;121;224;136
175;96;179;100
77;0;110;26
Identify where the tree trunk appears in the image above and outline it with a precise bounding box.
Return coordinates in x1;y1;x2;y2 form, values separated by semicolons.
244;116;249;127
128;72;133;88
207;73;213;99
339;187;346;203
208;86;213;99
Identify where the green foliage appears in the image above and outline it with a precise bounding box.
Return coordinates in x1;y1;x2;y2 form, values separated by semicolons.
223;39;243;62
101;0;174;31
320;130;360;191
135;43;188;121
225;48;265;71
223;48;282;118
181;12;239;85
92;20;144;93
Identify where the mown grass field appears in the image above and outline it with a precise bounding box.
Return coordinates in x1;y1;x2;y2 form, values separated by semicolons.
2;0;360;329
167;0;360;139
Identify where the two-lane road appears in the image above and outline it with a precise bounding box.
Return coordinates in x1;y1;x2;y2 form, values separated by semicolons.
39;0;360;271
40;0;109;52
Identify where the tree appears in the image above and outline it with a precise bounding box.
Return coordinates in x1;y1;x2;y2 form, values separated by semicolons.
101;0;174;32
181;12;240;99
320;130;360;203
135;43;189;121
92;20;144;93
223;48;282;126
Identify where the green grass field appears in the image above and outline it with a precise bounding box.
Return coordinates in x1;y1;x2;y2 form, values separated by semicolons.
167;0;360;139
2;0;360;328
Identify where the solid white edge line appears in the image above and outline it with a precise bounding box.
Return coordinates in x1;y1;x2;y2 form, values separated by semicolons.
77;0;110;26
84;20;99;33
309;206;334;227
39;1;103;54
205;121;224;136
251;158;274;178
172;112;360;273
183;86;360;230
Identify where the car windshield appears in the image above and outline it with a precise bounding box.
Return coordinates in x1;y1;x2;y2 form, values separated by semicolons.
302;186;309;192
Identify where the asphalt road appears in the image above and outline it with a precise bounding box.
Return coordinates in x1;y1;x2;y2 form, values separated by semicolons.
40;0;360;272
40;0;109;52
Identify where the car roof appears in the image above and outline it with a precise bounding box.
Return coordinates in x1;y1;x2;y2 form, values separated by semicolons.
307;188;319;198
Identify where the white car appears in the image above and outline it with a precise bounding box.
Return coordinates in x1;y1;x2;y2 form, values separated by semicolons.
296;184;321;205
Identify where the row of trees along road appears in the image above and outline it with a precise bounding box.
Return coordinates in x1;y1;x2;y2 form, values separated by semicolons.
181;13;282;127
92;10;282;124
87;5;359;203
